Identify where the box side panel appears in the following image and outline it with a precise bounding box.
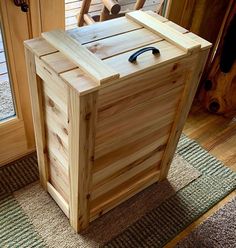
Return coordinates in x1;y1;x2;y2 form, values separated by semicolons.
91;57;195;220
36;58;70;203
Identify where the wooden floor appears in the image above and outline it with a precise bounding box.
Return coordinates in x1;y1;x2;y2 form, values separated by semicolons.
184;102;236;172
165;101;236;247
65;0;161;29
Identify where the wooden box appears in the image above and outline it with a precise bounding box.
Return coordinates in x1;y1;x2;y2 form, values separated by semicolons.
24;11;211;232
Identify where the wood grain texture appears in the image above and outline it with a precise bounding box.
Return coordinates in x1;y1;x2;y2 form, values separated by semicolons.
126;11;201;53
24;48;48;189
68;89;98;232
48;150;70;203
47;182;69;218
90;167;160;220
25;10;213;233
160;50;211;180
42;30;120;84
184;102;236;172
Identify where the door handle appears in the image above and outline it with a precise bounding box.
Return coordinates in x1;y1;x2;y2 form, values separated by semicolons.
13;0;29;12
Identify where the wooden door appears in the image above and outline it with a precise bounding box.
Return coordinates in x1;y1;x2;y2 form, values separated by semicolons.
0;0;64;166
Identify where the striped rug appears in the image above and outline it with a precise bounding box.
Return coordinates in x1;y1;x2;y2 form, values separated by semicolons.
0;135;235;247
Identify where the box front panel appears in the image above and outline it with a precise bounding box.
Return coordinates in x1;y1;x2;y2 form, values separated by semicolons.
90;57;195;220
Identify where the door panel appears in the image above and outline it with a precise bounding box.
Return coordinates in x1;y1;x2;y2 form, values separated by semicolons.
0;0;65;166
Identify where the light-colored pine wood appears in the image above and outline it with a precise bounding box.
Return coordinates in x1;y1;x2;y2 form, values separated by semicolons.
46;127;68;169
47;182;69;218
67;16;141;44
85;28;162;60
90;167;160;220
97;77;184;122
42;30;120;84
160;49;211;180
48;151;69;202
24;38;57;57
26;10;212;233
103;40;187;79
36;57;68;113
68;89;98;232
93;134;167;189
126;11;201;53
24;48;48;189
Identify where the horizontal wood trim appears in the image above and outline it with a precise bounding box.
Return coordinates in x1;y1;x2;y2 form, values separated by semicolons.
47;182;69;218
48;151;69;203
67;16;141;44
91;155;162;200
42;30;120;84
90;167;160;220
126;11;201;53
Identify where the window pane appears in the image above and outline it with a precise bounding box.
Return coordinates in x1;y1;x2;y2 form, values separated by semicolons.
0;25;15;121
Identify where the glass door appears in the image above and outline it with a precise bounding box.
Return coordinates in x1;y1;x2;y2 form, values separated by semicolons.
0;0;36;165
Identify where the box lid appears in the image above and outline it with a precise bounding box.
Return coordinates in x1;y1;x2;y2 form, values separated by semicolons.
26;11;211;95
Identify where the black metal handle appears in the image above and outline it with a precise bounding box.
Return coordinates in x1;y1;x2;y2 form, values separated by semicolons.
14;0;29;12
128;47;160;63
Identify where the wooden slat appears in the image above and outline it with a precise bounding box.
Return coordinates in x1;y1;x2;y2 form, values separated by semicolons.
85;28;162;60
48;151;69;203
184;32;212;50
60;68;100;95
92;158;162;200
93;126;169;186
160;50;211;180
126;11;201;53
36;57;68;113
165;21;188;34
24;38;57;57
44;104;68;146
97;78;184;121
95;117;173;159
97;86;182;134
41;52;77;74
96;86;182;142
98;58;191;108
38;51;100;95
104;40;187;79
24;48;48;189
46;127;68;169
68;89;98;232
42;30;120;84
47;182;69;218
67;16;141;44
90;167;160;220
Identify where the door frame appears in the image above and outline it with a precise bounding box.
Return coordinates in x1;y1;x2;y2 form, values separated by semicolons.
0;0;65;166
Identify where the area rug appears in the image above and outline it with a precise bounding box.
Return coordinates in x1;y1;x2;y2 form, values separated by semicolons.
0;135;235;247
176;196;236;248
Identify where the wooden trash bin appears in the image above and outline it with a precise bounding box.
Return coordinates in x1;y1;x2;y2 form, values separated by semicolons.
24;11;211;232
